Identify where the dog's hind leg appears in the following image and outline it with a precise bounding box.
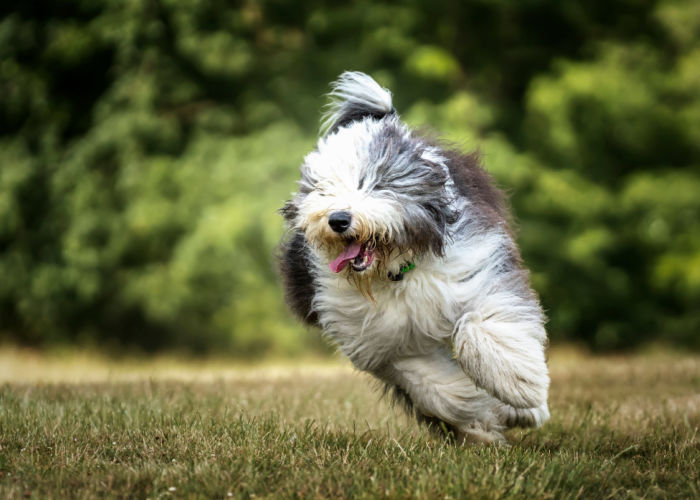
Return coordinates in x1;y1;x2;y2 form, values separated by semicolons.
452;300;550;410
378;347;508;444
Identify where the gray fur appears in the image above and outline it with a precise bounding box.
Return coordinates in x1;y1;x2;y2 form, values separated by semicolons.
279;72;550;444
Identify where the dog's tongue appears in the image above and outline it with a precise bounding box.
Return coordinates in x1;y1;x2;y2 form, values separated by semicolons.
329;242;362;273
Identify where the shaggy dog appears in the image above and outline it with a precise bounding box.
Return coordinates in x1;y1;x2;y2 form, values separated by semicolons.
280;72;550;444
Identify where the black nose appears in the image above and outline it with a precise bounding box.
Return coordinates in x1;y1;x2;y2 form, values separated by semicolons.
328;211;352;233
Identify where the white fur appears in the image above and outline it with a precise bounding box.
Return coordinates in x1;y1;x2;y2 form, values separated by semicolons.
285;72;550;444
307;219;550;442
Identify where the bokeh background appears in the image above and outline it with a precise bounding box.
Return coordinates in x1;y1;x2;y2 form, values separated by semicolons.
1;0;699;357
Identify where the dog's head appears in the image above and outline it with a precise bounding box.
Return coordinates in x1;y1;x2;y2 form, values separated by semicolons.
282;72;456;284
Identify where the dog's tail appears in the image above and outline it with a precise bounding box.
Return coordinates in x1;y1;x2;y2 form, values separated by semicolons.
320;71;395;136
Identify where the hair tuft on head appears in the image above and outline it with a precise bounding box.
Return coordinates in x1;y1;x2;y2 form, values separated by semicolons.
320;71;395;136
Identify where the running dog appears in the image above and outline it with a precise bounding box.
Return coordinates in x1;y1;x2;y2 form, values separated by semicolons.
279;72;550;443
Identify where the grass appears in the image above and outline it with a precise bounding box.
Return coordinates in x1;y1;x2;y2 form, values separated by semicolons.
0;347;698;499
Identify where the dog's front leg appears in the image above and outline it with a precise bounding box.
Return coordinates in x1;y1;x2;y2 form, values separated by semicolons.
452;304;549;409
376;348;508;444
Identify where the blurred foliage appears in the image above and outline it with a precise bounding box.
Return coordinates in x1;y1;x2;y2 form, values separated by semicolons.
0;0;698;354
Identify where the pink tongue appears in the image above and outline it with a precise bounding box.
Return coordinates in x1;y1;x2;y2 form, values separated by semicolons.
329;242;362;273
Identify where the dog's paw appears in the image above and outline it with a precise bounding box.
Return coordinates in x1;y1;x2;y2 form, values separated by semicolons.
497;401;550;429
455;423;507;446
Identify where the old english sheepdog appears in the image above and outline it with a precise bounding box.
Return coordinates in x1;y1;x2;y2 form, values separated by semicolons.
280;72;550;444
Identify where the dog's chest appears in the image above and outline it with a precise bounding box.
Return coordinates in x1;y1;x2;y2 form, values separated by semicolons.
316;270;456;368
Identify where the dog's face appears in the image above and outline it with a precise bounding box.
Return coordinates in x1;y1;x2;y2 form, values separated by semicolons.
282;116;455;282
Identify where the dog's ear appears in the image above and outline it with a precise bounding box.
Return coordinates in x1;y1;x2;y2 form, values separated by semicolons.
320;72;396;136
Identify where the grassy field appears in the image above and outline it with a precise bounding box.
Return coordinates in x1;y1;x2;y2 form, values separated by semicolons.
0;347;698;499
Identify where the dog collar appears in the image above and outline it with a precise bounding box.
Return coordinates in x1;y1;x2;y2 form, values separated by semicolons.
388;262;415;282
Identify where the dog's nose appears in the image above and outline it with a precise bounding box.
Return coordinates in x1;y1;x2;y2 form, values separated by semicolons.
328;211;352;233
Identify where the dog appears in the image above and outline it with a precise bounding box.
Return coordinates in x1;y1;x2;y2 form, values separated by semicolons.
279;72;550;444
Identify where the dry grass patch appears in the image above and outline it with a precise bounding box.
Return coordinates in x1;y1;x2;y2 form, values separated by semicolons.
0;347;698;498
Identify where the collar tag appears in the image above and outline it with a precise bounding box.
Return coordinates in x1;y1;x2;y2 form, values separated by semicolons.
388;261;415;282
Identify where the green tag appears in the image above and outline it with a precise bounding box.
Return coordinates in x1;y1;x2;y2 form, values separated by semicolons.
399;262;415;274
